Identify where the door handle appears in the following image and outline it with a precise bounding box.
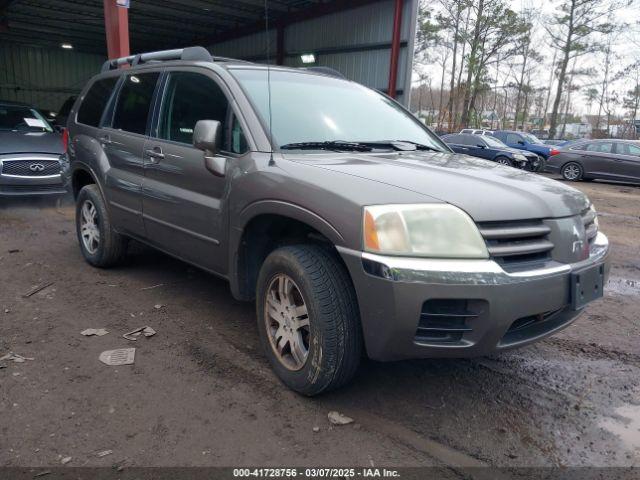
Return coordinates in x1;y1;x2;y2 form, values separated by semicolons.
145;148;165;161
99;135;112;145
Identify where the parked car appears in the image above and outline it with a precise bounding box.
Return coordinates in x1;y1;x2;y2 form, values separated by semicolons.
67;47;610;395
546;139;640;183
492;130;560;168
460;128;494;136
442;133;540;170
0;100;69;196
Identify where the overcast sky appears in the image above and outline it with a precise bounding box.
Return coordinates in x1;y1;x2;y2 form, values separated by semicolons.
415;0;640;115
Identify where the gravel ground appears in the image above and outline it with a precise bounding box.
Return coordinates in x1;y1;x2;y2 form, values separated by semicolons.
0;175;638;471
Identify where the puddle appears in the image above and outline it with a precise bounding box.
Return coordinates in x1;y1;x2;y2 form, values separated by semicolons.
600;404;640;453
606;276;640;297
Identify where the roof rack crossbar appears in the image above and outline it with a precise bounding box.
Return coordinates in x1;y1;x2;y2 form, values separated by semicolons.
101;46;213;72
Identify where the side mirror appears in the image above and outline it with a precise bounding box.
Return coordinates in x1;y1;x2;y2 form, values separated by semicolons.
53;125;64;133
193;120;225;177
517;140;526;146
476;144;486;149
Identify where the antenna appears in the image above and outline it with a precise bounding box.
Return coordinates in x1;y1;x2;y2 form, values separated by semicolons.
264;0;275;165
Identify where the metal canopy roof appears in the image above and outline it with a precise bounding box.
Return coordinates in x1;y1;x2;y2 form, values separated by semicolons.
0;0;375;55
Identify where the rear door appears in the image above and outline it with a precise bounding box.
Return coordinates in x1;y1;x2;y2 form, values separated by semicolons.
576;141;616;179
101;71;161;237
613;142;640;182
443;134;468;154
141;68;250;273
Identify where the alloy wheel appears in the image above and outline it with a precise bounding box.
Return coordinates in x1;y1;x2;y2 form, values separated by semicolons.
80;200;100;254
563;163;581;181
264;274;310;371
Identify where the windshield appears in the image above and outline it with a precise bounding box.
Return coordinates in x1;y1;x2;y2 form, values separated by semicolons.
231;68;447;152
483;135;508;148
0;105;53;132
522;133;542;144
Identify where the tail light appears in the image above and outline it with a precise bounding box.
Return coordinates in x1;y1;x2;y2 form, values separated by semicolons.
62;128;69;153
549;149;560;156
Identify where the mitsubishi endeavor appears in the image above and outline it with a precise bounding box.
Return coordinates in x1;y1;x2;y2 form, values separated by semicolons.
66;47;610;395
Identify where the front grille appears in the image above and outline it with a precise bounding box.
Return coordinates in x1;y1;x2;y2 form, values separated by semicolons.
1;159;60;177
581;208;598;244
477;219;553;266
415;299;487;344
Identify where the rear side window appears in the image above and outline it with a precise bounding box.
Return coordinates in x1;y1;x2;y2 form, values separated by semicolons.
77;77;118;127
112;73;160;135
585;142;613;153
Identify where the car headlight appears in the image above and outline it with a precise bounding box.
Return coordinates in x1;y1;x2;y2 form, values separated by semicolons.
363;204;489;258
513;154;527;161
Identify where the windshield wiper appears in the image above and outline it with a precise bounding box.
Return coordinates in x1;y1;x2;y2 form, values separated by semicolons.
361;140;443;152
280;141;373;152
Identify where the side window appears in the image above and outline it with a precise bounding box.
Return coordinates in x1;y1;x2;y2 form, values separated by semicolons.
585;142;613;153
112;72;160;135
506;133;522;144
617;143;640;157
158;72;248;153
77;77;118;127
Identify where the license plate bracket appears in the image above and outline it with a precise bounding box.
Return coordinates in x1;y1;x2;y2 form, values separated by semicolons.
571;264;605;310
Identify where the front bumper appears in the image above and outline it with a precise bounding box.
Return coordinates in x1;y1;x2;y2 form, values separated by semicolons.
338;232;610;361
0;154;69;196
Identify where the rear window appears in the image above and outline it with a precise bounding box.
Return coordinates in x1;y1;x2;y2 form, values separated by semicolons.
77;77;118;127
112;73;160;135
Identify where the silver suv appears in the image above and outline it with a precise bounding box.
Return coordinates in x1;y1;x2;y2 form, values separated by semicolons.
67;47;610;395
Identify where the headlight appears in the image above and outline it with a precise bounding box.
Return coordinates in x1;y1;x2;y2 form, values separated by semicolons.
513;154;527;161
363;204;489;258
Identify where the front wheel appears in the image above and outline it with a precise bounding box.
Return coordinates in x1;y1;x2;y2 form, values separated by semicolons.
256;245;362;396
561;162;583;182
535;155;547;172
76;184;128;267
495;156;513;167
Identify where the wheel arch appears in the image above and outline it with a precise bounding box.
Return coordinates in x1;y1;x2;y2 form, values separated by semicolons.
228;201;347;301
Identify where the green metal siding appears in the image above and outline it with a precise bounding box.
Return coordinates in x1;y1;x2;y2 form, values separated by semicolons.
0;43;104;113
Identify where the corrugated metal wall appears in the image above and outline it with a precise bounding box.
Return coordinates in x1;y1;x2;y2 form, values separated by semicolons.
0;44;104;113
212;0;418;105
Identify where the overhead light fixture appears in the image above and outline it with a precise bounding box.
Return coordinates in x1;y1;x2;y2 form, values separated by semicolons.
61;43;73;50
300;53;316;64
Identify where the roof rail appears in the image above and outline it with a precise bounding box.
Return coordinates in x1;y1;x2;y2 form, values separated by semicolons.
101;46;213;72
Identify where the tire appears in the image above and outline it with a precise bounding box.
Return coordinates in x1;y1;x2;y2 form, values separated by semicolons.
76;184;128;267
561;162;583;182
495;156;513;167
256;245;362;396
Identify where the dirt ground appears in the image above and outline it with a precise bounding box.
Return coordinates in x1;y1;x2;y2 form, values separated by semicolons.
1;175;638;472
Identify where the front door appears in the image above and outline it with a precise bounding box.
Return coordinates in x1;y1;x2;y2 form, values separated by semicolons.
141;69;249;273
102;71;161;237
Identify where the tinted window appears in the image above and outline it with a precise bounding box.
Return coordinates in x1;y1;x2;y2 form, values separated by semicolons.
585;142;613;153
443;134;462;143
112;73;159;135
506;133;522;144
77;78;118;127
157;72;247;153
617;142;640;157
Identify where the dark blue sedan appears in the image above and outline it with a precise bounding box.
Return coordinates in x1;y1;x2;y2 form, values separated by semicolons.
442;133;540;170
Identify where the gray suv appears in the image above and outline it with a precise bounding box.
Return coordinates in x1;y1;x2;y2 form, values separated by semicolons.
67;47;610;395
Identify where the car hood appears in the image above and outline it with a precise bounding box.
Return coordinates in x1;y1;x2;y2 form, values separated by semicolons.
499;146;538;158
288;151;589;222
0;131;63;155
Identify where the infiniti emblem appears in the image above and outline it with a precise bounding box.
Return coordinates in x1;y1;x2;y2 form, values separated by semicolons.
29;163;45;172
